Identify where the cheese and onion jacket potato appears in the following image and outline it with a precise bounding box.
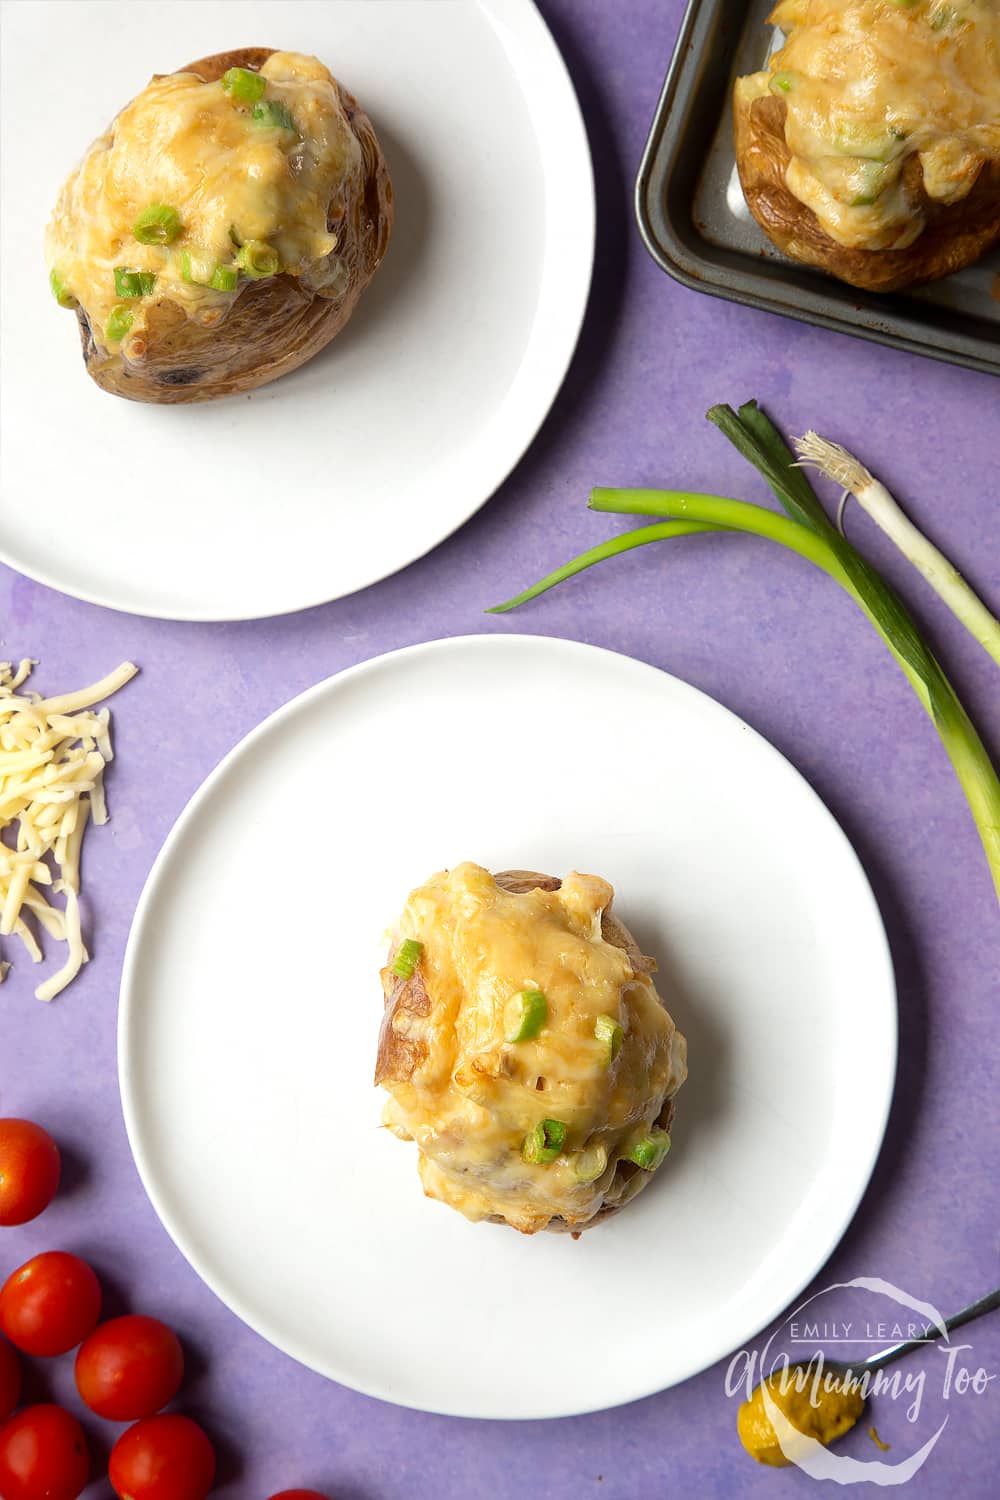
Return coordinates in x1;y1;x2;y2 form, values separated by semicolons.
375;864;688;1236
45;48;392;402
735;0;1000;291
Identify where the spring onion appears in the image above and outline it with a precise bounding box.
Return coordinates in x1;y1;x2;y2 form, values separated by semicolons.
795;431;1000;670
105;306;134;344
251;99;295;132
626;1129;672;1171
770;71;796;94
391;939;424;980
179;250;239;291
237;240;281;279
490;400;1000;907
221;66;267;103
504;988;547;1042
522;1118;567;1165
572;1142;608;1182
114;268;156;298
49;269;77;308
209;265;239;292
133;205;182;245
594;1013;624;1064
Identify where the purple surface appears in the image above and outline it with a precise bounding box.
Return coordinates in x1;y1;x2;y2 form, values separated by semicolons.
2;0;999;1493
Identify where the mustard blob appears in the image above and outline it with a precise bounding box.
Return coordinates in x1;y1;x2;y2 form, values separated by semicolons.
738;1368;865;1467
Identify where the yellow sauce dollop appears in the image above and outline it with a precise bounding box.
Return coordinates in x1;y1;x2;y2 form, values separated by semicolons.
738;1369;865;1466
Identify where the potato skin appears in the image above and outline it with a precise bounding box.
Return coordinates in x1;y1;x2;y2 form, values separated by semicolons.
735;91;1000;293
376;868;679;1236
77;47;393;403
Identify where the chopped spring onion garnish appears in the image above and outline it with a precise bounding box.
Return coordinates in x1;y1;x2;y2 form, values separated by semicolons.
522;1118;567;1165
221;66;267;103
251;99;295;132
133;205;182;245
105;306;134;344
572;1142;608;1182
209;265;239;292
770;71;796;93
490;400;1000;908
626;1129;672;1171
113;268;156;298
795;431;1000;670
594;1013;624;1064
49;269;77;308
237;240;281;279
391;939;424;980
504;988;547;1042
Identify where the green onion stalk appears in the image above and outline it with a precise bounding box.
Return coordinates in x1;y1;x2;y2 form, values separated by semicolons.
490;401;1000;907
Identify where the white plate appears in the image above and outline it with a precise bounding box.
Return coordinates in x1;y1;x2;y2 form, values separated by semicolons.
119;635;896;1419
0;1;593;620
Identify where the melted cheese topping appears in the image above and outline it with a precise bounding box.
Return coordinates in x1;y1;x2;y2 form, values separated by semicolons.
0;660;137;1001
737;0;1000;249
45;51;362;349
378;864;687;1234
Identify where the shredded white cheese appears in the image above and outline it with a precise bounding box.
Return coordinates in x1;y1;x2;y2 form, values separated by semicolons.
0;660;137;1000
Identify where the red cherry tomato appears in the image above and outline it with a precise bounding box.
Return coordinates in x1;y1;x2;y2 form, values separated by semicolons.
0;1336;20;1422
76;1314;184;1421
0;1404;89;1500
0;1120;61;1227
267;1493;330;1500
109;1415;216;1500
0;1252;101;1357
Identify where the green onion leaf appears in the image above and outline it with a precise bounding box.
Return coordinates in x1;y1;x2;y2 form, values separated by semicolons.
133;205;182;245
114;267;157;298
221;66;267;103
391;939;424;981
209;264;239;292
572;1142;608;1182
105;306;134;344
522;1118;567;1165
251;99;295;132
504;988;547;1043
770;71;796;94
594;1013;624;1064
626;1129;671;1172
49;269;77;308
237;240;281;279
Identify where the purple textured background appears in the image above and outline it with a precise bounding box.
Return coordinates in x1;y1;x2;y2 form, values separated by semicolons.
3;0;999;1493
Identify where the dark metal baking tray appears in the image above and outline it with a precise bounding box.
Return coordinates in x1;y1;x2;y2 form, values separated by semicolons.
636;0;1000;375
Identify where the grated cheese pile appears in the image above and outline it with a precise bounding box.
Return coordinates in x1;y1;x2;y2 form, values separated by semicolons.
0;659;137;1001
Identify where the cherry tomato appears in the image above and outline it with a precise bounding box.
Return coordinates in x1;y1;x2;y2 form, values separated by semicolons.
76;1314;184;1421
0;1336;20;1422
109;1415;216;1500
0;1404;89;1500
0;1252;101;1357
267;1492;330;1500
0;1120;61;1227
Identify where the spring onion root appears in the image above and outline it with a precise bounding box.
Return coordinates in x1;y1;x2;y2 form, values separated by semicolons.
489;402;1000;909
795;431;1000;670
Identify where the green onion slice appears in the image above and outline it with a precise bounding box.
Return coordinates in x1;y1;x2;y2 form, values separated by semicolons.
594;1013;624;1064
391;939;424;981
209;264;239;292
522;1118;567;1165
237;240;281;279
251;99;295;132
180;250;239;290
504;988;547;1043
49;269;77;308
572;1142;608;1182
105;306;134;344
114;267;157;298
769;71;795;94
133;205;182;245
625;1128;671;1172
222;66;267;102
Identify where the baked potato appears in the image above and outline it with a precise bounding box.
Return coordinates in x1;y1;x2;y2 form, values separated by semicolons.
734;1;1000;292
375;864;688;1236
45;47;392;402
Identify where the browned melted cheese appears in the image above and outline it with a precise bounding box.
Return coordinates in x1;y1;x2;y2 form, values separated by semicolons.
377;864;687;1235
737;0;1000;249
45;51;361;350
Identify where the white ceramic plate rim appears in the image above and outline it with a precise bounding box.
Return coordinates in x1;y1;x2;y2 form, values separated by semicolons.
0;0;594;621
118;635;897;1418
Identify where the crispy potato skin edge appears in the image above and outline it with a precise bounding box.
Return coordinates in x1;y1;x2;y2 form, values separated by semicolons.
734;92;1000;293
77;46;394;402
